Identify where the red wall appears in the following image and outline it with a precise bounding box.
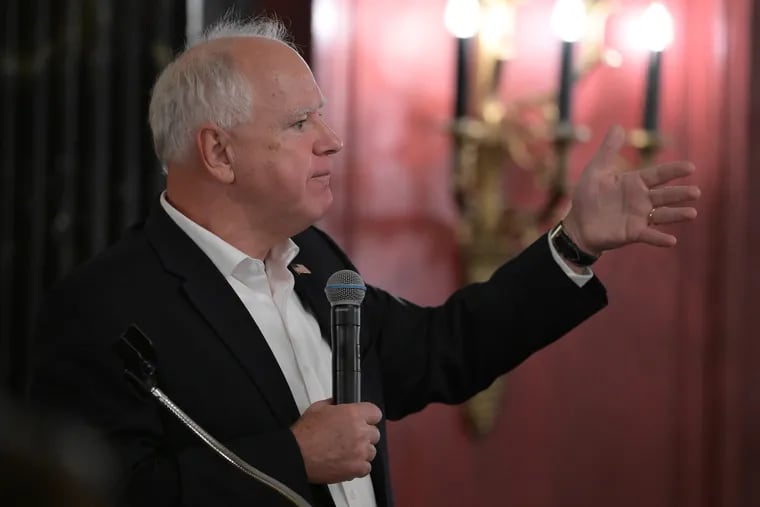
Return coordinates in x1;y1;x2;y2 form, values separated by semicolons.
311;0;759;505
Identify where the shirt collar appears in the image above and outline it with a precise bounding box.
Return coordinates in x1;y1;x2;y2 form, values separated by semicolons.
159;192;300;277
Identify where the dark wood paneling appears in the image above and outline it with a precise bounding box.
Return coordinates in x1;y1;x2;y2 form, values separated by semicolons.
0;0;185;397
0;0;19;390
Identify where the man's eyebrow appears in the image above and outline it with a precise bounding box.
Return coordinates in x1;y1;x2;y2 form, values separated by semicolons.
291;99;327;117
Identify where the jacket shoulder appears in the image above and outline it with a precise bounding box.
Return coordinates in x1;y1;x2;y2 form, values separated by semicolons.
292;226;357;270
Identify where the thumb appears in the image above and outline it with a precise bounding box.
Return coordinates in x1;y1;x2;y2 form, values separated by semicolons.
588;125;625;172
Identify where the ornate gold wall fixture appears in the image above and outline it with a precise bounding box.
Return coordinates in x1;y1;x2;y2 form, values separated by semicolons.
445;0;674;437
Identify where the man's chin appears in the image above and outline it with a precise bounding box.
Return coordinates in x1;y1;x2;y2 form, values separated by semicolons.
313;193;334;222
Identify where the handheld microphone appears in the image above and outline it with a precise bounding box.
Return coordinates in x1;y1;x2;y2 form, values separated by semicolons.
324;270;366;404
115;325;311;507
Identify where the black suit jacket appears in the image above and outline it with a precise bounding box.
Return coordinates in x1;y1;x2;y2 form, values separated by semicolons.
29;202;607;506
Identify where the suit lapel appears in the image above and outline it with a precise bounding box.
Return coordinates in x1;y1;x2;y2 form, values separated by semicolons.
288;230;334;344
290;228;371;358
288;263;331;344
145;203;301;427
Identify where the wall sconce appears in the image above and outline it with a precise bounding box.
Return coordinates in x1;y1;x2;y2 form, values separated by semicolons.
445;0;673;437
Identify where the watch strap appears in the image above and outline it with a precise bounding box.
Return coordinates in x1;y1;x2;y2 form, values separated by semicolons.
549;221;600;267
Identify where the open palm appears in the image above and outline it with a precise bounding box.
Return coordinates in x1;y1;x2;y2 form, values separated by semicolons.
563;126;701;255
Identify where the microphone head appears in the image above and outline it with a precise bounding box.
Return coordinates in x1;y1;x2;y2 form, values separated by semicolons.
325;270;366;306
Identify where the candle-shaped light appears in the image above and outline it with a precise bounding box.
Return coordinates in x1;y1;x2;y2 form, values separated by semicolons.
481;3;516;60
445;0;481;119
480;2;517;93
550;0;588;124
640;2;674;132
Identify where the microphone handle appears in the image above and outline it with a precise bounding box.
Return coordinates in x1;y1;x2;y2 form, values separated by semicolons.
331;305;361;404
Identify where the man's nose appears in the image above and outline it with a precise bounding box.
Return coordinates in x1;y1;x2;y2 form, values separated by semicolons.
314;117;343;156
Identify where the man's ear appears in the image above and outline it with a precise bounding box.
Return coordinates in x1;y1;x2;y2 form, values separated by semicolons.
196;124;235;184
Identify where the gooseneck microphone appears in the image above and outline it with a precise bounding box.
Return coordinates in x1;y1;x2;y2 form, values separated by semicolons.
324;270;366;404
115;325;311;507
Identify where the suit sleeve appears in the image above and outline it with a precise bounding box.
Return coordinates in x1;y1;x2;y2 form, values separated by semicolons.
363;233;608;420
28;296;312;507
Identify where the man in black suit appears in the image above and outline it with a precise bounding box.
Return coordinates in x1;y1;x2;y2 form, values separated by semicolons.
28;17;701;507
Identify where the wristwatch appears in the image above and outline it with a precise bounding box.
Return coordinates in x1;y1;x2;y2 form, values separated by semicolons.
549;221;600;267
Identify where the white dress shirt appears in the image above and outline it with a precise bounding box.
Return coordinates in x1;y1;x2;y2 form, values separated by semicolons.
160;193;377;507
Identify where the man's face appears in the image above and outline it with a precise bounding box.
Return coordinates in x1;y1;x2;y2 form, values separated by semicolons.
226;39;343;236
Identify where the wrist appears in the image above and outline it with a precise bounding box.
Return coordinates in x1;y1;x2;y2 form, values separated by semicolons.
560;216;602;257
549;221;601;267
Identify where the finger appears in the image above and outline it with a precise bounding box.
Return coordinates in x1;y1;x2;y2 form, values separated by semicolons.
638;228;678;247
349;460;372;479
650;206;698;225
366;426;381;445
589;125;625;171
358;402;383;425
367;443;377;462
640;162;695;188
649;186;701;207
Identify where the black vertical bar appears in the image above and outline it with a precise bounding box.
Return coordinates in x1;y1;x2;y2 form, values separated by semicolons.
54;0;82;278
116;0;142;231
643;50;662;132
0;0;19;393
15;0;51;394
143;0;181;213
558;40;573;124
454;37;469;119
85;0;113;255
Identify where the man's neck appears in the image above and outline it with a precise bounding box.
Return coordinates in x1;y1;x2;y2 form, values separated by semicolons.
164;191;279;261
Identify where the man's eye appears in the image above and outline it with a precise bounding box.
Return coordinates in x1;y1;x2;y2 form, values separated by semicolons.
293;119;307;130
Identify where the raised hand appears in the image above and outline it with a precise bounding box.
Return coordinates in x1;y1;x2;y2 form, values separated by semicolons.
291;399;382;484
563;125;701;256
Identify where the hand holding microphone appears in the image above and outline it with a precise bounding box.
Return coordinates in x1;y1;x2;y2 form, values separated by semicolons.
291;399;381;483
291;270;381;484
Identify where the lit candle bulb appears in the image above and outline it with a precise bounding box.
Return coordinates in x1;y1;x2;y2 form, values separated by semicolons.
551;0;588;125
640;2;674;132
480;2;517;93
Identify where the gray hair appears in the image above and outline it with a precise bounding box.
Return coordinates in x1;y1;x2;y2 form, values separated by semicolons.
148;16;295;166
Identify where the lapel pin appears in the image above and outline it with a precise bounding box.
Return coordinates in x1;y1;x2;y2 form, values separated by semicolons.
291;263;311;275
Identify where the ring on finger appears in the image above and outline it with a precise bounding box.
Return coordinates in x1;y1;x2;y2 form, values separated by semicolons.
648;208;656;225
